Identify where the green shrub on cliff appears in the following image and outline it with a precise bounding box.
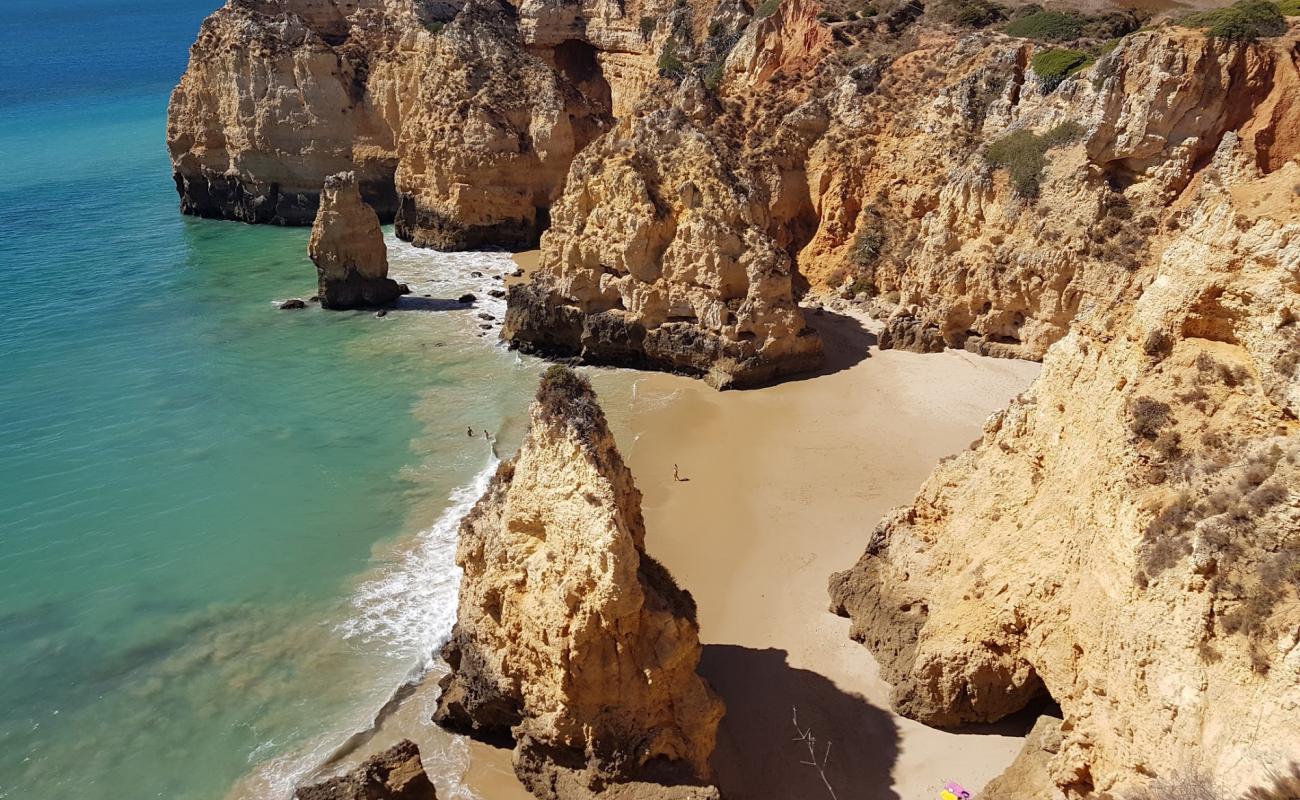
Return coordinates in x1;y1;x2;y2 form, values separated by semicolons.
1279;0;1300;15
984;121;1086;198
755;0;782;19
657;37;686;77
932;0;1007;28
1004;8;1083;40
1031;47;1093;89
640;16;657;37
1180;0;1286;40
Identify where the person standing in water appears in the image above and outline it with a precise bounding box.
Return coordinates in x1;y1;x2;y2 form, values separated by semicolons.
467;426;473;437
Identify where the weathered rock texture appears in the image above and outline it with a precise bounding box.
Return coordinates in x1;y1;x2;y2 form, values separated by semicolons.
166;0;403;224
831;29;1300;797
309;171;405;308
295;740;437;800
502;77;824;388
174;2;1300;791
167;0;616;242
435;368;723;798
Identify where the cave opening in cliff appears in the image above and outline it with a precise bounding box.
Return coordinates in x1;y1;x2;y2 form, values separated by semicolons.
553;39;613;115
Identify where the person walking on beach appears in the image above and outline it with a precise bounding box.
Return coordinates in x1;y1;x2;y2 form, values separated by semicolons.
673;464;681;482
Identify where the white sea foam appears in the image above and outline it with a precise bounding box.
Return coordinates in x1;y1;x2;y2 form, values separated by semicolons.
241;240;518;800
384;233;514;334
339;459;498;662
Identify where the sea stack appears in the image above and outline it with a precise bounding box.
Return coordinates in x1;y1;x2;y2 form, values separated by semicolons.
295;740;437;800
309;172;404;310
434;366;724;799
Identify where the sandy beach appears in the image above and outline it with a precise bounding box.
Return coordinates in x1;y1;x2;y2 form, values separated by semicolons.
315;252;1041;800
593;302;1043;799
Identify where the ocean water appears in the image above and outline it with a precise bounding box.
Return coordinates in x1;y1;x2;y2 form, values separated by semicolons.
0;2;558;798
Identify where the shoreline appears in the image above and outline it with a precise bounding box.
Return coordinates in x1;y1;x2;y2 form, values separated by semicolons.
307;252;1041;799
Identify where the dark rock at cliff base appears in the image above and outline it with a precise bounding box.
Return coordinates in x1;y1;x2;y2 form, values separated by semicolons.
458;293;476;304
279;298;307;310
489;289;506;299
171;172;398;227
309;172;404;310
503;282;823;390
294;740;436;800
878;314;946;353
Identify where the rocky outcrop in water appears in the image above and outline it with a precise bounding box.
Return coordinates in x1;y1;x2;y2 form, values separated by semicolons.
295;740;437;800
309;171;405;309
434;367;723;798
830;30;1300;794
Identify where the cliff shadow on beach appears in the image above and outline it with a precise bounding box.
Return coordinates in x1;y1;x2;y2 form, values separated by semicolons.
701;645;900;800
784;307;876;385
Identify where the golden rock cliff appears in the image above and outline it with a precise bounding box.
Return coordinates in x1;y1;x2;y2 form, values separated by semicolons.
434;368;724;799
166;0;404;224
166;0;614;246
830;28;1300;798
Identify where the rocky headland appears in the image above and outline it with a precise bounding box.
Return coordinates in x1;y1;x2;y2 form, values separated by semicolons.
170;0;1300;795
434;367;724;799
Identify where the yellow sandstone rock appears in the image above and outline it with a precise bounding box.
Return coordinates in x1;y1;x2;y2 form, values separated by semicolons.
435;368;724;799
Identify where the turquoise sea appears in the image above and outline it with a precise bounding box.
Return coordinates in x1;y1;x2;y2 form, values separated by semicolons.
0;2;568;797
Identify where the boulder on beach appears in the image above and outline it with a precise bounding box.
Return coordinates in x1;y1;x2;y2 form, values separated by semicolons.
294;740;436;800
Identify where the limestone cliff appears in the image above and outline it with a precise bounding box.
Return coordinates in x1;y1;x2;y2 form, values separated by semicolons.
434;367;724;798
166;0;403;224
390;0;611;249
829;71;1300;800
309;171;405;308
795;24;1298;361
502;77;824;389
295;740;437;800
167;0;612;245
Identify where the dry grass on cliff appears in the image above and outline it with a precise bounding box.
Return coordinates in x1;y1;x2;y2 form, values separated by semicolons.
1131;351;1300;673
536;365;608;440
1122;763;1300;800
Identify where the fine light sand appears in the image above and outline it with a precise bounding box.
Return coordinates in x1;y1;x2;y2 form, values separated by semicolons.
324;251;1041;799
595;304;1043;800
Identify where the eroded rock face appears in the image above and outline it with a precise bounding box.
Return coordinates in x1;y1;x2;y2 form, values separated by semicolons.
435;367;723;798
295;740;437;800
503;78;824;389
167;0;402;224
168;0;611;244
309;171;405;308
391;0;611;250
830;151;1300;796
797;28;1292;361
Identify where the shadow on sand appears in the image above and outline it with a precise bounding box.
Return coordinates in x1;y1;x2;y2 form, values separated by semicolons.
702;645;900;800
779;307;877;386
